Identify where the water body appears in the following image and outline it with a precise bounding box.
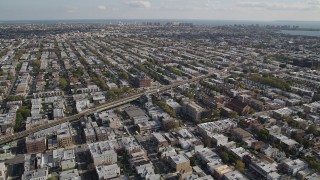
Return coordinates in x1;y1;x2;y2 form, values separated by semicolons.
280;30;320;37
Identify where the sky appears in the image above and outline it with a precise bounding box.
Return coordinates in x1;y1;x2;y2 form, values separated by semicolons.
0;0;320;21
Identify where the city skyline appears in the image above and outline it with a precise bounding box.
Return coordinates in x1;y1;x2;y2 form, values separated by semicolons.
1;0;320;21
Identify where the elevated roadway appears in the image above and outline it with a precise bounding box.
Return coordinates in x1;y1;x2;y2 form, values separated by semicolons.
0;64;241;145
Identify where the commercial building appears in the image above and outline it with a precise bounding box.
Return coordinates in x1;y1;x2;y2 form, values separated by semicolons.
124;106;149;125
182;99;208;121
57;128;73;148
226;98;251;115
88;141;118;166
26;134;47;154
134;73;151;88
137;121;161;134
230;128;253;140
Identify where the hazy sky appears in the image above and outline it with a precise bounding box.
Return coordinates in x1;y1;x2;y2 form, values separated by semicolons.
0;0;319;21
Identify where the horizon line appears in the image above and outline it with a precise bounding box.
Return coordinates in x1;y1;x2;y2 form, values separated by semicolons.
0;18;320;22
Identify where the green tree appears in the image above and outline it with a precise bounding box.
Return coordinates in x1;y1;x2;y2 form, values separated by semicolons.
212;108;221;117
7;95;25;102
229;136;236;142
195;119;202;125
14;113;23;132
204;137;213;148
248;108;256;114
18;106;31;119
230;111;238;118
220;152;229;163
0;48;9;58
32;60;41;73
59;78;68;90
155;101;177;118
66;106;73;113
15;63;22;71
307;124;318;136
302;139;312;148
106;90;116;99
258;129;269;141
189;156;196;166
47;177;58;180
119;72;129;80
165;120;179;130
305;158;320;172
87;163;95;171
7;75;14;81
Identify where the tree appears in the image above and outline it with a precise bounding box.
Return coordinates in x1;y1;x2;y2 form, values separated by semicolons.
59;78;68;90
14;106;31;132
66;106;73;113
165;121;178;130
258;129;269;141
212;108;221;117
195;119;202;125
87;163;95;171
189;156;196;166
6;95;25;102
279;64;286;68
235;160;245;171
106;90;116;99
230;111;238;118
32;60;41;73
204;137;213;148
7;75;14;81
302;139;312;148
220;152;229;163
15;63;22;71
18;106;31;119
155;101;176;118
14;113;23;132
229;136;236;142
119;72;129;80
47;177;58;180
307;124;318;136
306;158;320;172
248;108;256;114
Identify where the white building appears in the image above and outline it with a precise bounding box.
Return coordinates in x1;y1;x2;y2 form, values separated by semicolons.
0;162;7;180
59;169;81;180
21;167;48;180
88;141;117;166
96;164;120;180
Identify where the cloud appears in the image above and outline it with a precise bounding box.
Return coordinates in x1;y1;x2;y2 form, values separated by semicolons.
237;1;319;11
98;5;107;10
127;0;151;8
66;7;78;13
307;0;320;6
